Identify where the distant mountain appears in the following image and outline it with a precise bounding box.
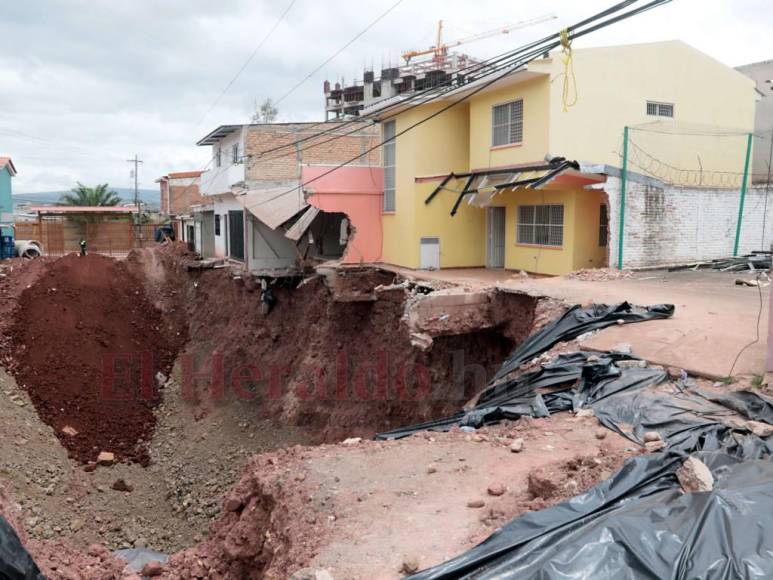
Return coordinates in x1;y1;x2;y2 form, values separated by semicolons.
13;188;160;209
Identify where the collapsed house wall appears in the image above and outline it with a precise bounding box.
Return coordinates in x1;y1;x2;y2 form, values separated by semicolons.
604;174;773;268
303;165;385;264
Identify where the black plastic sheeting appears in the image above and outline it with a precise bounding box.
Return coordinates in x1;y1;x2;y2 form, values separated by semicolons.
377;303;674;440
491;302;674;381
377;351;655;439
0;516;42;580
407;354;773;578
378;300;773;578
411;451;773;579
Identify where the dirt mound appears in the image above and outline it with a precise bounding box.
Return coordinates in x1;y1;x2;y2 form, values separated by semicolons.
159;415;636;578
7;253;184;465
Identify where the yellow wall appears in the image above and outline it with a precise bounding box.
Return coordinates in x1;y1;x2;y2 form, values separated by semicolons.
530;40;757;184
468;75;550;170
500;188;576;275
380;40;757;272
495;187;607;275
382;102;484;268
571;189;608;270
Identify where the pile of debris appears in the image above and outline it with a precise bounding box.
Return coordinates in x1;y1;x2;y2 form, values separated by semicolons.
564;268;634;281
669;252;772;272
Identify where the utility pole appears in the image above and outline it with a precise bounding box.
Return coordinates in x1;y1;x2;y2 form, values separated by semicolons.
126;154;144;226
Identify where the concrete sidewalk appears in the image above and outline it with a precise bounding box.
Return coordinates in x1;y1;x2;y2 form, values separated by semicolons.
388;266;769;379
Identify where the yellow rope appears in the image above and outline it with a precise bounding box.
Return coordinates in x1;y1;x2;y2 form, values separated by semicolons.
559;28;578;111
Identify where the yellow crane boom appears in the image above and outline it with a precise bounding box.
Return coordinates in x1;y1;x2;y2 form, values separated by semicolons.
402;14;558;63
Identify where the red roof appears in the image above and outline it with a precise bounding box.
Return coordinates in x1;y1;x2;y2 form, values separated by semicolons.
0;157;17;176
29;205;138;214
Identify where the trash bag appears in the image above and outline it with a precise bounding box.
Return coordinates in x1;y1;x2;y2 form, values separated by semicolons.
0;516;43;580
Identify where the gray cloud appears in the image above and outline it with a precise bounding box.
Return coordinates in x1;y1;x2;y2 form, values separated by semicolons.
1;0;771;192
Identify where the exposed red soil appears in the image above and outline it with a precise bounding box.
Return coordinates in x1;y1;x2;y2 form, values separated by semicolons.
128;247;530;442
6;253;184;465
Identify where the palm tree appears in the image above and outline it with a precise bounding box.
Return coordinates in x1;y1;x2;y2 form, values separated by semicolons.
60;183;122;206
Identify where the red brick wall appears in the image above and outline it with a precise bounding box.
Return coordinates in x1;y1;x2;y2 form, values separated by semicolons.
243;122;380;183
166;179;207;214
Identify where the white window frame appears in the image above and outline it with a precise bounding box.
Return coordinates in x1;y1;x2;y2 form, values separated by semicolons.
646;100;674;118
382;120;396;212
232;143;239;164
491;99;524;147
215;146;222;168
516;204;564;247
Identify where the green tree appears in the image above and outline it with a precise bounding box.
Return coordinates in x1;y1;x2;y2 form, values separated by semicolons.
60;183;122;206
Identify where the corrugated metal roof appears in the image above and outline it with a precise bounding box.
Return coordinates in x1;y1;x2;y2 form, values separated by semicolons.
235;187;306;230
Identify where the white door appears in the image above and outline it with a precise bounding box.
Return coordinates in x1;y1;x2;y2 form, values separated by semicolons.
487;207;506;268
194;222;202;254
419;237;440;270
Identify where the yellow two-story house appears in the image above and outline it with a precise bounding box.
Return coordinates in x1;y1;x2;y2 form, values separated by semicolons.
368;40;757;275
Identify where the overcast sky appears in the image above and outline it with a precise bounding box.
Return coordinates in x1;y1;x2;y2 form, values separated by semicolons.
1;0;772;193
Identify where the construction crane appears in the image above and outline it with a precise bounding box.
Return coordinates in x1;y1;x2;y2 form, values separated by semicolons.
401;14;558;63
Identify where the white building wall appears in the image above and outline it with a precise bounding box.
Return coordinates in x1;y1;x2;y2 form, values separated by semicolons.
604;174;773;268
200;129;246;196
212;195;243;259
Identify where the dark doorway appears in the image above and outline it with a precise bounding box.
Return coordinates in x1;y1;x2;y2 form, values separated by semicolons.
228;210;244;261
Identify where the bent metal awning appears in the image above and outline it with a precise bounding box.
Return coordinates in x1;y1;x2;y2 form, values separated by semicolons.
424;157;605;216
235;186;307;230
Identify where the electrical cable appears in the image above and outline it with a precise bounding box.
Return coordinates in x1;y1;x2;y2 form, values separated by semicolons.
195;0;298;127
728;270;765;377
252;0;669;165
273;0;406;107
246;0;673;211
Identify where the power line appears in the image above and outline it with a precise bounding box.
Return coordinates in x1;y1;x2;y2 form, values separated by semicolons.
253;0;671;165
195;0;298;127
273;0;405;107
246;0;673;211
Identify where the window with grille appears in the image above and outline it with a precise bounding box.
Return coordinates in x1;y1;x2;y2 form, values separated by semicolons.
599;204;608;247
215;146;222;167
646;101;674;118
232;143;239;164
492;99;524;147
517;204;564;247
215;214;221;236
383;120;396;212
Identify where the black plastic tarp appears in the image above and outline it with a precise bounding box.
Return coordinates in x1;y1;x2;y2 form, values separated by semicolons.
491;302;674;382
377;303;674;440
377;352;659;440
410;451;773;579
0;516;42;580
408;355;773;578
